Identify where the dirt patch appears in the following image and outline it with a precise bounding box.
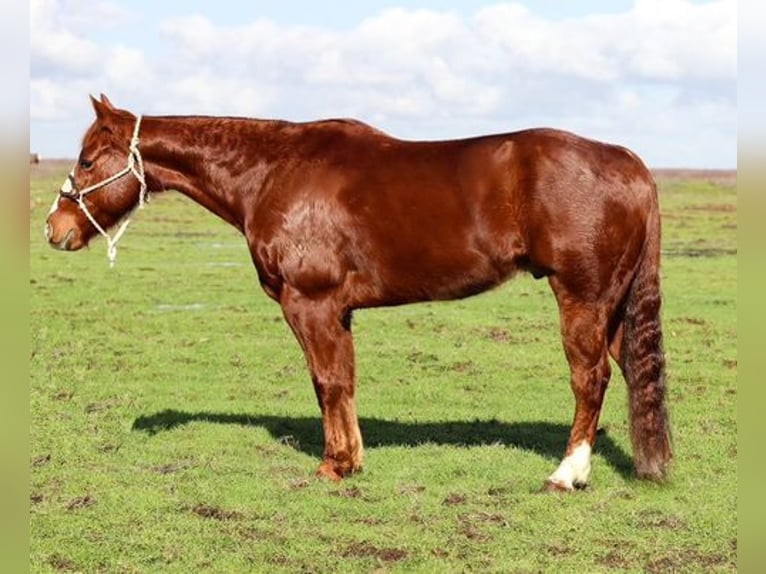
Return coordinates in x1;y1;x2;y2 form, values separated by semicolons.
645;549;732;573
191;503;241;521
594;539;637;569
409;513;425;524
459;524;490;542
597;549;631;569
455;513;504;543
457;519;491;543
723;359;737;369
31;493;44;504
457;511;509;530
472;511;508;527
289;477;311;490
443;493;467;506
48;553;78;571
32;454;51;468
485;327;512;342
330;486;362;499
53;389;74;401
267;554;290;566
342;542;408;563
545;543;573;557
450;360;479;374
66;494;96;511
353;516;387;526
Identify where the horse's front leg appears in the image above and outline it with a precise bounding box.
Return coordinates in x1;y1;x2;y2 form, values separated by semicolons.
280;285;363;480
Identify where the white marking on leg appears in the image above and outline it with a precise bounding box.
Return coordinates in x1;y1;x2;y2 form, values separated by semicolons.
548;440;592;489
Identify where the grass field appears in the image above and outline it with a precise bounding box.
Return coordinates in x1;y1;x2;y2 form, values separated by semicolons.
30;165;736;573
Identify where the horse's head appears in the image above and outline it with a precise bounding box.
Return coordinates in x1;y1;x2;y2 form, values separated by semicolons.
45;94;148;255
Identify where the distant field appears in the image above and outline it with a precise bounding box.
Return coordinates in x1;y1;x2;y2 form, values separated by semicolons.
30;165;736;572
651;168;737;187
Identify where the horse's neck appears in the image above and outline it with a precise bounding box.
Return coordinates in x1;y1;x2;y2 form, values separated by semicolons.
141;115;281;231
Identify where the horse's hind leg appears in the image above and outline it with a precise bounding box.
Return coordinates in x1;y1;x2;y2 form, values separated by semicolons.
545;288;611;491
280;285;363;481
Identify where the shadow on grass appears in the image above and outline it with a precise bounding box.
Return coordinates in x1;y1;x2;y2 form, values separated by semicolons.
132;409;635;478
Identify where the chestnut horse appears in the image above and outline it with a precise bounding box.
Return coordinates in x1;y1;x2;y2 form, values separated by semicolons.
45;95;671;490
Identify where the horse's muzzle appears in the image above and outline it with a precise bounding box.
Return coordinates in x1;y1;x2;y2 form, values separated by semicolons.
47;227;76;251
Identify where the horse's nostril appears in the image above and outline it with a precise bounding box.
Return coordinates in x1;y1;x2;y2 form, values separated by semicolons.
48;228;75;250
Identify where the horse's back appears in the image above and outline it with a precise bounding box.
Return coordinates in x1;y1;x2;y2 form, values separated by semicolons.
340;127;655;292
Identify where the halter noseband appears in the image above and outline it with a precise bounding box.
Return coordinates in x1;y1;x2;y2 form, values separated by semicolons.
57;115;149;267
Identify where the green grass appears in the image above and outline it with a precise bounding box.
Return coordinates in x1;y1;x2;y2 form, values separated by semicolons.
30;169;736;573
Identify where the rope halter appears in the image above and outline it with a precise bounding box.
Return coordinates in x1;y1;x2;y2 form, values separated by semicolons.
58;115;149;267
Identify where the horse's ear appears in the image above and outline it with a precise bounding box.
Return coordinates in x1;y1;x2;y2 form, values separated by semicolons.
90;94;114;124
99;94;115;110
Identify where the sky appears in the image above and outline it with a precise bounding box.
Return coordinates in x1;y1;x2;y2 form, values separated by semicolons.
30;0;736;168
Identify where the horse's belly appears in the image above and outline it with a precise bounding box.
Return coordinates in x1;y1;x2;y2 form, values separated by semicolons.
365;245;520;305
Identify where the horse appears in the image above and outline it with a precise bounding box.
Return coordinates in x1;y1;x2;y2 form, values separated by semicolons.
45;94;671;491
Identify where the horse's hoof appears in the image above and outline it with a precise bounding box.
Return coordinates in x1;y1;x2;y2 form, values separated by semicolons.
542;479;575;493
316;461;344;482
635;459;671;483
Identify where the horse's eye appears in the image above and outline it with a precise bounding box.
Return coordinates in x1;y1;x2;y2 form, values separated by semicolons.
79;159;93;170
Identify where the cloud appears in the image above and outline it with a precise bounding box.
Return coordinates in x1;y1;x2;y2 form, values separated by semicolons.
31;0;101;78
30;0;736;166
30;0;133;78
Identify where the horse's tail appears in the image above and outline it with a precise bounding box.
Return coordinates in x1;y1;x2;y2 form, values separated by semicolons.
620;182;672;480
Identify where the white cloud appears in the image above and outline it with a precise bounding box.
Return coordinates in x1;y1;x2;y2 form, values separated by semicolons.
30;0;736;166
473;0;736;84
103;46;153;98
31;0;101;77
30;78;65;120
